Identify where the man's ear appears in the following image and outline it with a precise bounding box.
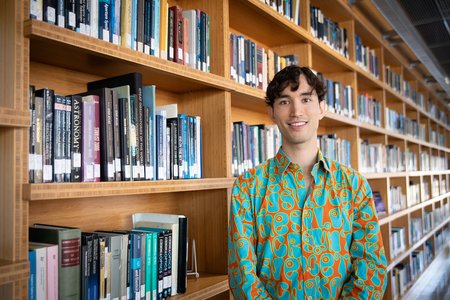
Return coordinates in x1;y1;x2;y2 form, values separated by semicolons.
267;105;275;122
318;100;327;120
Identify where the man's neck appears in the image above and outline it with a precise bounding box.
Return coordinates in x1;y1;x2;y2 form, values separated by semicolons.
283;141;318;175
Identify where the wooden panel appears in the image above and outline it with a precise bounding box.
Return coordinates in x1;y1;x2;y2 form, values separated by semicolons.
180;190;228;274
0;107;30;128
24;178;236;201
0;0;16;110
0;128;15;260
0;260;29;285
182;90;232;178
272;43;312;68
231;106;272;125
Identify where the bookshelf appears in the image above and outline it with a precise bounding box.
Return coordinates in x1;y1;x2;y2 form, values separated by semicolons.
1;0;449;299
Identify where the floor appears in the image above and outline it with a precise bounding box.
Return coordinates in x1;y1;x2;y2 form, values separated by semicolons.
405;244;450;300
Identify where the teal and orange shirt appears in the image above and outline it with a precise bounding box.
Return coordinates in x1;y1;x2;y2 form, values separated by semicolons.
228;148;387;299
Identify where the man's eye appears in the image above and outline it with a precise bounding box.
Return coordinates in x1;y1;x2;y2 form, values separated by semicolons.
302;98;311;103
279;100;289;105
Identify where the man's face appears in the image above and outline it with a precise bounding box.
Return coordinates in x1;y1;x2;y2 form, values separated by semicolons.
268;75;326;148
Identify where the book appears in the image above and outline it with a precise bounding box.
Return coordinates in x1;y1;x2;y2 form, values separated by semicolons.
29;224;81;300
35;88;54;183
133;212;188;294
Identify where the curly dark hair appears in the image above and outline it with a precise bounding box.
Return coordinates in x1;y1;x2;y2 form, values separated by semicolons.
265;65;326;107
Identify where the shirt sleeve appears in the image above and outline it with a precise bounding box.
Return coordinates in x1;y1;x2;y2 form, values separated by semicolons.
340;176;388;299
228;175;272;299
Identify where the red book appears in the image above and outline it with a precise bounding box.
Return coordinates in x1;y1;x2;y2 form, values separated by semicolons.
170;6;184;65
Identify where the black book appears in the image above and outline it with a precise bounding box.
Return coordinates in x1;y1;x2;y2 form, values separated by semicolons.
35;88;54;183
53;94;66;182
29;85;36;183
65;0;76;30
80;232;93;300
87;73;144;180
64;96;72;182
43;0;57;24
167;118;179;179
111;89;122;181
168;7;175;61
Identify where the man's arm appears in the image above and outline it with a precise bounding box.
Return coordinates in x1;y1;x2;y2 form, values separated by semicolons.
340;177;388;299
228;176;272;299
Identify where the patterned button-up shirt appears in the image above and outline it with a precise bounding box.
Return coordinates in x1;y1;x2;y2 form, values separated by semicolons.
228;148;387;299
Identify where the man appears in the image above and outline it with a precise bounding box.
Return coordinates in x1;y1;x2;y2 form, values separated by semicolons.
228;66;387;299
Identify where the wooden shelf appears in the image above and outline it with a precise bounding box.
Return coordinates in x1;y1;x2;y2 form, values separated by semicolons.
379;192;450;226
177;274;228;300
24;178;236;201
387;216;450;271
0;260;29;285
0;107;30;128
24;20;234;94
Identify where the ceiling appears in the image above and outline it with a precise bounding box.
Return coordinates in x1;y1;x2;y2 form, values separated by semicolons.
370;0;450;102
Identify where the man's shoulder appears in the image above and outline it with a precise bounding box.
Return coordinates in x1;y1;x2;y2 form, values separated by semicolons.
325;157;368;185
234;157;274;184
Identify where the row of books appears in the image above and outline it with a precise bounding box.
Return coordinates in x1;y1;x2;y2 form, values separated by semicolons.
317;134;351;167
229;34;270;90
402;80;418;104
429;129;446;147
354;34;380;78
406;150;418;171
29;1;211;72
429;102;449;125
390;227;407;260
408;182;420;207
273;53;299;75
28;213;188;300
435;225;450;251
357;93;382;127
410;217;422;244
389;185;406;214
231;122;281;177
383;65;401;93
391;262;411;298
317;74;354;118
385;107;427;141
259;0;302;26
310;5;349;58
361;142;406;173
432;178;440;198
28;72;202;183
423;211;432;234
430;155;448;171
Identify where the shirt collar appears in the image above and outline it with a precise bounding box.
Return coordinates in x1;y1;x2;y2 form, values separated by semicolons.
273;147;330;177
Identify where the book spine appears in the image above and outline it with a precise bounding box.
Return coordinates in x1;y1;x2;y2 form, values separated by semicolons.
143;0;151;55
65;0;76;30
57;0;65;27
119;97;131;181
93;95;101;182
64;96;72;182
41;88;54;183
152;0;160;57
28;250;36;300
29;86;36;183
137;89;145;181
159;0;168;59
156;232;164;300
43;0;57;24
174;6;184;65
121;0;132;48
131;233;142;300
111;90;122;181
82;95;95;182
98;0;111;42
168;7;175;61
30;0;43;20
53;94;65;182
71;95;82;182
143;105;151;180
76;0;86;34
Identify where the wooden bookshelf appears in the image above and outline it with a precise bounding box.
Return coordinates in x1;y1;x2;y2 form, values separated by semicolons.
1;0;449;299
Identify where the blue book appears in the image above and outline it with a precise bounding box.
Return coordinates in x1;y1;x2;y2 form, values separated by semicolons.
99;0;111;42
131;0;138;50
130;232;143;300
152;0;161;57
177;114;188;179
28;249;37;300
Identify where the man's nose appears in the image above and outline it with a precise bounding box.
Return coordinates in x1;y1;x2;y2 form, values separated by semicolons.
290;100;305;117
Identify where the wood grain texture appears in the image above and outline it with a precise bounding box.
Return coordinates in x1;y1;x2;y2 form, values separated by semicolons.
24;178;236;201
0;260;29;285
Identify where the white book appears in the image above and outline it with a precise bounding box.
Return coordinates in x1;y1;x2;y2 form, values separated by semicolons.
182;10;198;69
